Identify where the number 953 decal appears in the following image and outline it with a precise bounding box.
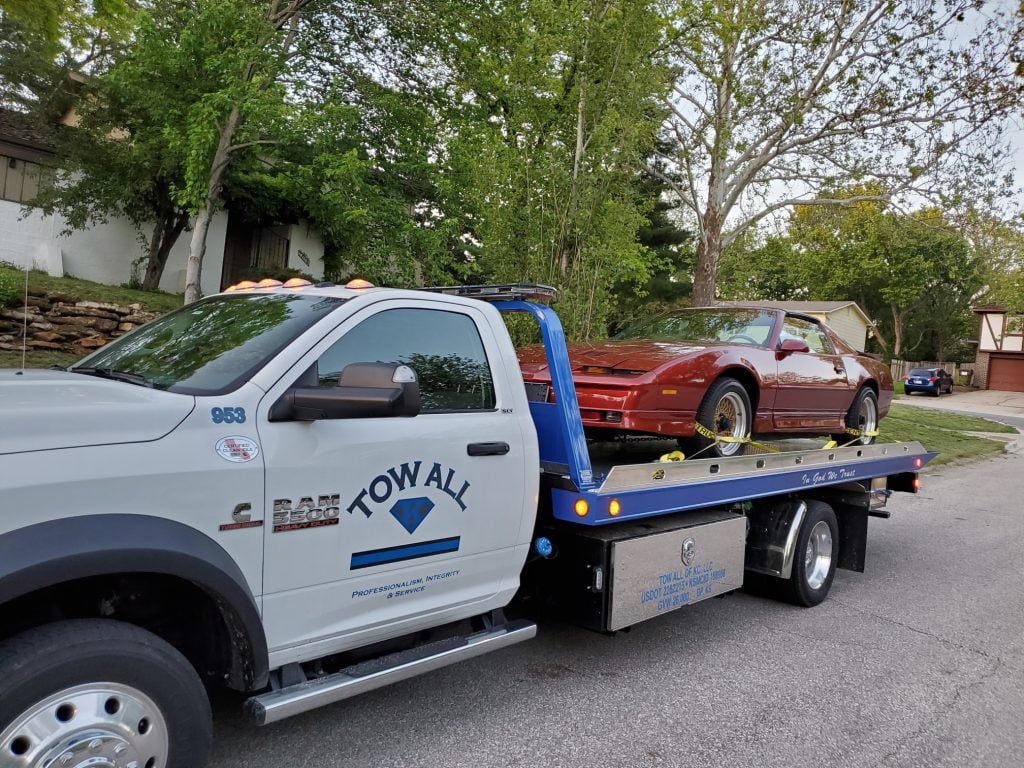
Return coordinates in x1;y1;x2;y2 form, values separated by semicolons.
211;407;246;424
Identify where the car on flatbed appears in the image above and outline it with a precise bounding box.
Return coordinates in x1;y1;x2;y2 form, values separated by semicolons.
518;306;893;458
0;282;931;768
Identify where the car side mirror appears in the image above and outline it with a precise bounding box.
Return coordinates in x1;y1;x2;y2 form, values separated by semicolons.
777;338;810;355
270;362;421;421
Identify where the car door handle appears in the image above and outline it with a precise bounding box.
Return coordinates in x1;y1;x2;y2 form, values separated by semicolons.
467;442;510;456
834;364;845;374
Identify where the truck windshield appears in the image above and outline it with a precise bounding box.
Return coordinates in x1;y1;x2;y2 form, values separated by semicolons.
72;293;346;395
614;308;775;346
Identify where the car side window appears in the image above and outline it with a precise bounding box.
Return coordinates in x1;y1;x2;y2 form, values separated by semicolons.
780;317;835;355
316;308;496;412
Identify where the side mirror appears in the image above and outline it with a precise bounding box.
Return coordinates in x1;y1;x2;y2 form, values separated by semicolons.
777;338;810;355
270;362;421;421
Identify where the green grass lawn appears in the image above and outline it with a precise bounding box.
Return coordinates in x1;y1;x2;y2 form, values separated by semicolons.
0;348;81;369
893;380;905;395
879;404;1017;465
0;265;183;314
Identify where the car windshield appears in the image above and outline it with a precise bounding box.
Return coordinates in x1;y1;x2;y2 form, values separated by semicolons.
72;293;346;395
908;368;936;377
614;308;776;346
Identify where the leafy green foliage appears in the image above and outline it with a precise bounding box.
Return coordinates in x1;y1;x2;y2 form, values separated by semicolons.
0;265;24;308
392;0;673;338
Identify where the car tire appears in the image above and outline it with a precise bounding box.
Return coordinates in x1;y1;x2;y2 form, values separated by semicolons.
0;619;212;768
680;377;753;459
832;387;879;445
779;501;839;607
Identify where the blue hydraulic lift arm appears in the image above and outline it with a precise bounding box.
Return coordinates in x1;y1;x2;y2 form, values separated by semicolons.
492;298;599;492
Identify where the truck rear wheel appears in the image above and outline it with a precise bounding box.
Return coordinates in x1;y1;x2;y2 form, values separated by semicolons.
781;501;839;607
0;619;212;768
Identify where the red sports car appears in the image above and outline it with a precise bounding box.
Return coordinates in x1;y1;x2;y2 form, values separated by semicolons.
517;306;892;458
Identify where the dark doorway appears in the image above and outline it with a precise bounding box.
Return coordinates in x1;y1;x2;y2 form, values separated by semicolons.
221;210;291;288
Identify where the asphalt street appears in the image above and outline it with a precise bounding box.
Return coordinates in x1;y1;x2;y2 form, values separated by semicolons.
211;448;1024;768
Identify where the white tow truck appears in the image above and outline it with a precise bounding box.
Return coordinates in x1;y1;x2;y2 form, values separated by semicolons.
0;282;932;768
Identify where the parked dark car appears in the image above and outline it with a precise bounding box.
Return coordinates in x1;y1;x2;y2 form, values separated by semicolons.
903;367;954;396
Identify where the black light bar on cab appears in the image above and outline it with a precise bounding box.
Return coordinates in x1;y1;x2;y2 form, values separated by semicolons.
423;283;558;303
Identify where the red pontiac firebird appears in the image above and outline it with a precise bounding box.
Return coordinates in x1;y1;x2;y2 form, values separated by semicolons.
517;306;893;458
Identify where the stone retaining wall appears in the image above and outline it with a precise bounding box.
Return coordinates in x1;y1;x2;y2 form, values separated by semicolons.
0;289;161;356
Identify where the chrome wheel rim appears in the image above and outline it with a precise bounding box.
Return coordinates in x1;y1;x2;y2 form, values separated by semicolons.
713;391;748;457
1;683;169;768
804;520;834;591
857;396;877;444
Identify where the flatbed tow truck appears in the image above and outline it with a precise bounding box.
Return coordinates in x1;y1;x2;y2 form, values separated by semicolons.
0;282;932;768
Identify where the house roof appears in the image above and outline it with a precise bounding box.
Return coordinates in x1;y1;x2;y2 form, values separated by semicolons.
0;107;57;154
972;305;1007;314
717;300;872;325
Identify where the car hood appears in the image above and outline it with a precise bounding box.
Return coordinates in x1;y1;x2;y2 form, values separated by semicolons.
517;340;710;375
0;369;195;455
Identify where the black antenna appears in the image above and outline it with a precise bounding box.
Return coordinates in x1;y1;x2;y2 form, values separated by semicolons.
20;263;28;371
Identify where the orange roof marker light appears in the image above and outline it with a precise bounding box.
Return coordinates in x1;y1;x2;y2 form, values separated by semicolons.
224;284;238;292
282;277;312;289
235;280;258;291
574;498;589;517
346;278;375;290
257;278;283;288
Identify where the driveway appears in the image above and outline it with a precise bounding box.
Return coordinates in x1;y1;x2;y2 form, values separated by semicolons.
897;389;1024;429
210;451;1024;768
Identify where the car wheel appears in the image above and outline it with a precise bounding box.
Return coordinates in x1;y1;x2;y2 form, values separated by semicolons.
0;619;212;768
779;501;839;606
681;377;753;459
832;387;879;445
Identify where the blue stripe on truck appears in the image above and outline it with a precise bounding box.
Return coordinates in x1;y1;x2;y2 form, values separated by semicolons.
350;537;461;569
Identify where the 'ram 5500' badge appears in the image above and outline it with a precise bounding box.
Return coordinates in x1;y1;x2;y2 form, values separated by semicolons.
273;495;341;533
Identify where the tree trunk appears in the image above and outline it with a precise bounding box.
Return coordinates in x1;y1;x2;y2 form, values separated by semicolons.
692;210;721;306
141;212;189;292
891;305;903;358
185;107;241;304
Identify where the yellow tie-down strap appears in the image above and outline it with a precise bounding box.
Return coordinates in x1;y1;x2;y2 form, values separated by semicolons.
822;427;880;450
692;422;780;454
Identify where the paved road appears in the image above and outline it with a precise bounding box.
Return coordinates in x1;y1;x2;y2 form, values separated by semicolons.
211;451;1024;768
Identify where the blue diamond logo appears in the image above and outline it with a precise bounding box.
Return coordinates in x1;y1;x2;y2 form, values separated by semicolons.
390;497;435;534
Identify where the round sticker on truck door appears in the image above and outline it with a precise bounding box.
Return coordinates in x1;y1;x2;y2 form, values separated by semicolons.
216;436;260;463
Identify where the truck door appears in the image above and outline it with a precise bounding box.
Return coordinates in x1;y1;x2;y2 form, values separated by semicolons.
257;298;528;661
772;315;851;430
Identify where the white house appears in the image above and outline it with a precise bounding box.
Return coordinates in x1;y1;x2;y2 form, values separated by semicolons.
0;108;326;295
718;300;874;351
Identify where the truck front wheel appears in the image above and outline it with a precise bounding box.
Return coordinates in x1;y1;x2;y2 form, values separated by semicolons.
0;619;212;768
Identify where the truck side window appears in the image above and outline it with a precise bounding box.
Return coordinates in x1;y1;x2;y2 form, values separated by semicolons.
317;308;496;412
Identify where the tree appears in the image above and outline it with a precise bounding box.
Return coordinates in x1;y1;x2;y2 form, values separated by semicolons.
30;60;195;291
657;0;1024;305
786;194;981;358
128;0;323;303
392;0;672;338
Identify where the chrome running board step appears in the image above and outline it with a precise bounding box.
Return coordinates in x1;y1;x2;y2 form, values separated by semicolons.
247;619;537;725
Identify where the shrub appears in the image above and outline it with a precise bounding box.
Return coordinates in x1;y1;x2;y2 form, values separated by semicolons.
0;265;25;309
